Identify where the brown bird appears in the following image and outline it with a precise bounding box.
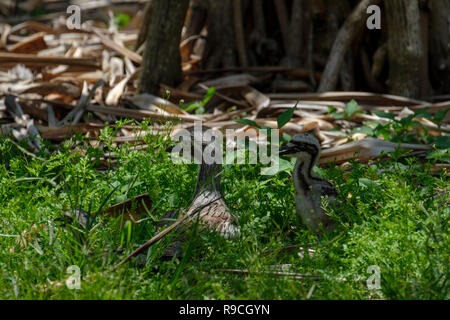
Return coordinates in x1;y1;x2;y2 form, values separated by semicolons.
116;129;239;266
279;133;338;233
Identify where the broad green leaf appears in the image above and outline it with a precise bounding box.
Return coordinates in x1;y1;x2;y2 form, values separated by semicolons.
261;158;295;176
414;108;432;120
328;106;338;114
344;100;359;118
234;119;261;128
433;107;450;124
358;178;380;188
203;87;216;105
183;101;201;112
115;13;130;28
432;135;450;149
332;113;345;119
282;132;292;143
195;106;205;115
353;126;374;135
372;110;396;120
426;149;450;163
277;101;299;129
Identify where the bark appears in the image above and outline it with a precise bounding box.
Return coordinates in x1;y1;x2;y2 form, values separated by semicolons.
419;8;432;97
181;0;208;63
183;0;208;40
372;43;387;79
135;0;153;51
138;0;189;94
252;0;265;35
273;0;290;53
283;0;304;67
340;52;355;91
233;0;248;67
327;0;354;90
204;0;237;69
249;0;280;66
429;0;450;93
361;47;385;92
385;0;424;98
318;0;382;92
305;1;316;87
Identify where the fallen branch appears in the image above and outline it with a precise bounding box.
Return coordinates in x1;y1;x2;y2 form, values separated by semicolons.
58;79;105;126
0;52;99;69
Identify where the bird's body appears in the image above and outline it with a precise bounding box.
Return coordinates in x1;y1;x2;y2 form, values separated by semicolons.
280;133;338;232
157;167;239;259
184;159;240;239
118;129;239;265
164;129;239;239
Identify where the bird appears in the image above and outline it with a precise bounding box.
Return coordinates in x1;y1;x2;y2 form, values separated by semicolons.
162;128;240;238
185;147;240;239
279;133;339;233
116;128;239;266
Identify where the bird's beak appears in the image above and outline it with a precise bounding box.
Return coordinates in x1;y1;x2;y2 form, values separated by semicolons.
279;143;297;156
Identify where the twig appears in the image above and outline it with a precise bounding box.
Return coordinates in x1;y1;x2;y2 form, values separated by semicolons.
58;79;105;127
197;83;249;108
0;52;99;69
5;137;47;162
86;104;203;122
114;197;223;269
90;27;143;64
46;104;57;128
215;268;321;281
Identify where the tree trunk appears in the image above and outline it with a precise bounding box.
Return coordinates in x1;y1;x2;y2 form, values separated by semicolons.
385;0;424;98
273;0;290;54
183;0;208;41
204;0;237;69
429;0;450;94
138;0;189;95
135;0;153;51
282;0;304;67
318;0;381;92
233;0;248;67
326;0;354;90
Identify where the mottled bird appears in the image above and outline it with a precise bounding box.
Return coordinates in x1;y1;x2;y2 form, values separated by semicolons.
279;133;338;233
116;129;239;266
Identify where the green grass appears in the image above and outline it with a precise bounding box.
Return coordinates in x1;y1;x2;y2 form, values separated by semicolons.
0;122;448;300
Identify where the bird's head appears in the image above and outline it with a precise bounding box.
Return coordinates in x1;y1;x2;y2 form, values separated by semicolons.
279;133;321;158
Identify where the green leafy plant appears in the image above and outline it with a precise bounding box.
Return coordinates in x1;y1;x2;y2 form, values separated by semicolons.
277;102;298;129
0;100;448;300
114;13;131;29
234;100;298;138
329;100;364;120
233;101;299;176
353;107;450;157
181;87;216;114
